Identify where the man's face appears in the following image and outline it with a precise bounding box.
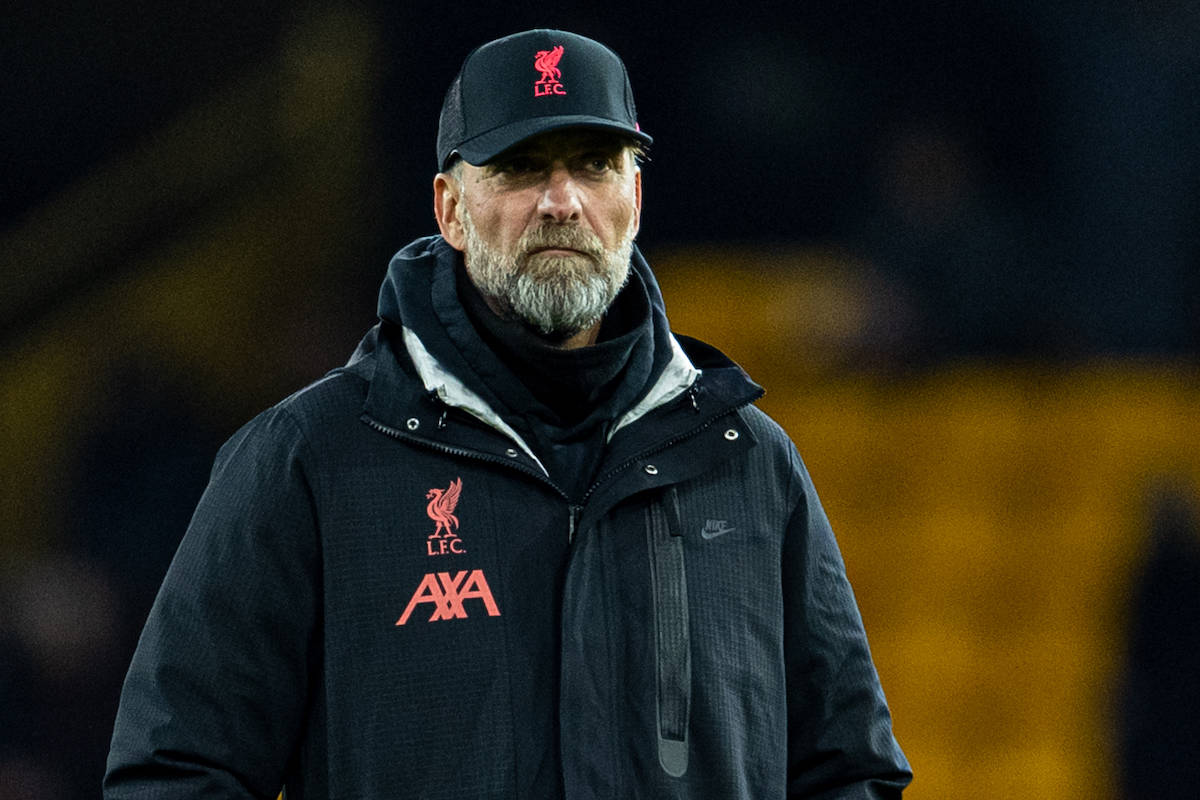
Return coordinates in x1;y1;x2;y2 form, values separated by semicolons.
435;129;643;341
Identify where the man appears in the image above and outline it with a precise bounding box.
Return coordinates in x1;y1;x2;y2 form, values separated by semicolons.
105;29;911;799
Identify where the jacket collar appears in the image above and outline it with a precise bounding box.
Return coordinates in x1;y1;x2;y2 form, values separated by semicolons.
399;321;700;462
398;322;550;473
361;235;758;471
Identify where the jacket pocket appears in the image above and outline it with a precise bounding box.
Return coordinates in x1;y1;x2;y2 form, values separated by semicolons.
646;487;690;778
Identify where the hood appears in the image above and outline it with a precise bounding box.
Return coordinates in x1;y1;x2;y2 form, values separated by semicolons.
364;235;761;470
375;234;675;337
375;235;700;445
376;234;450;327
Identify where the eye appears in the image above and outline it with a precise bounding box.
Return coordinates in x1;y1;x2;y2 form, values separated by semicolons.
493;155;541;175
579;152;617;175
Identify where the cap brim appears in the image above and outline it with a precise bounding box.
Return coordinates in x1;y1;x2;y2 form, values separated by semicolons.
450;115;653;167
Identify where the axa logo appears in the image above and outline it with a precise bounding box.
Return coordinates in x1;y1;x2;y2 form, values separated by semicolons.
426;477;465;556
396;570;501;625
534;45;566;97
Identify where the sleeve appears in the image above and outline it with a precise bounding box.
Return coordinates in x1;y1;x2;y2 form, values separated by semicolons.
782;453;912;799
103;408;321;799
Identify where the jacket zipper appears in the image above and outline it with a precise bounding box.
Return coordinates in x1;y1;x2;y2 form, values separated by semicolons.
363;417;562;491
371;396;747;780
570;397;754;550
579;399;750;508
646;486;690;778
363;416;585;545
567;504;582;543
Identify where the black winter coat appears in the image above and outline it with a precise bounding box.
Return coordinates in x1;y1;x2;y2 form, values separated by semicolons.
105;238;911;799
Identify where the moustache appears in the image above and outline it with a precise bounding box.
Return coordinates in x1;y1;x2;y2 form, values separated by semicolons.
518;225;603;260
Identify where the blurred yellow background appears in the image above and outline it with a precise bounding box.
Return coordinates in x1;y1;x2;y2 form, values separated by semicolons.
659;250;1200;798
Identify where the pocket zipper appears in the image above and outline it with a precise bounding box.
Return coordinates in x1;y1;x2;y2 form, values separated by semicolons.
646;487;690;778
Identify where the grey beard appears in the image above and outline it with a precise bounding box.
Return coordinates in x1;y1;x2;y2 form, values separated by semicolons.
461;209;634;339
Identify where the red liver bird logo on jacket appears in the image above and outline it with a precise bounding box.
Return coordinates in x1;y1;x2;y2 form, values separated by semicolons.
426;477;462;539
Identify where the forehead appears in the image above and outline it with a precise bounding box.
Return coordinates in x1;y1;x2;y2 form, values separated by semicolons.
483;128;632;162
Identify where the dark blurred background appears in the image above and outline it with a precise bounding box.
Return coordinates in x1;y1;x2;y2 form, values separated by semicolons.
2;1;1198;797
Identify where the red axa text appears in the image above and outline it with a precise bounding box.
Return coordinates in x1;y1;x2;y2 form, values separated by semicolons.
396;569;501;625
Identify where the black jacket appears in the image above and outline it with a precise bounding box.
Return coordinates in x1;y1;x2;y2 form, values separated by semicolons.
105;237;911;798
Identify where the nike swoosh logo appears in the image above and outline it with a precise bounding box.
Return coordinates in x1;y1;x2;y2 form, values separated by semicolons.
701;526;736;540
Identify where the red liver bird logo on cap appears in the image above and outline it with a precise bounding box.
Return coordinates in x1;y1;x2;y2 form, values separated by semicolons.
426;477;462;538
534;45;566;96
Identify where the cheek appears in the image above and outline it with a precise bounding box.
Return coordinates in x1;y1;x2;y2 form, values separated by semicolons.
469;197;532;245
603;193;638;238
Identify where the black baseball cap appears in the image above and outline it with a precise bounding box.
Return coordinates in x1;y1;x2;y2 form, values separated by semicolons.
437;29;652;170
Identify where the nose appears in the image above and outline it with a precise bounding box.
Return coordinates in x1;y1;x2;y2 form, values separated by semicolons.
537;167;582;223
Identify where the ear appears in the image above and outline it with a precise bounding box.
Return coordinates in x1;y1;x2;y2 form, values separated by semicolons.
434;172;466;251
632;168;643;236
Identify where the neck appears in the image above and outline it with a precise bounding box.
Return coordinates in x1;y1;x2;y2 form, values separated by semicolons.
558;321;602;349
